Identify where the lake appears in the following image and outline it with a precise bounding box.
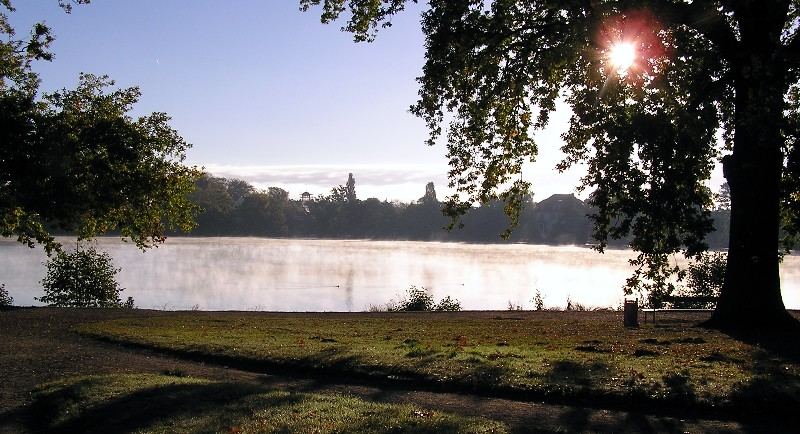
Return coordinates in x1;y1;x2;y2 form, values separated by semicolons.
2;237;799;311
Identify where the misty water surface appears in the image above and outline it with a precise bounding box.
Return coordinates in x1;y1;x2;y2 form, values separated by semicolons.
2;237;799;311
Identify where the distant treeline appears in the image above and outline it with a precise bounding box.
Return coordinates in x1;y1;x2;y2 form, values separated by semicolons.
184;174;732;248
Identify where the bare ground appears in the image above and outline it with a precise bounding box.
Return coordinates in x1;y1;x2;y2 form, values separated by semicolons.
0;308;789;433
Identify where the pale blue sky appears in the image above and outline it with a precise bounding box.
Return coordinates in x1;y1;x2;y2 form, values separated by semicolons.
10;1;718;201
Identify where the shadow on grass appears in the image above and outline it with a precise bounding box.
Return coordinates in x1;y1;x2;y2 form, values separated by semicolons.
81;327;800;423
724;346;800;419
722;327;800;364
27;376;505;434
545;360;607;388
29;381;278;434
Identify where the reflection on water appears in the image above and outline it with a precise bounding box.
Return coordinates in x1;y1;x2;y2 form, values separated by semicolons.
2;237;799;311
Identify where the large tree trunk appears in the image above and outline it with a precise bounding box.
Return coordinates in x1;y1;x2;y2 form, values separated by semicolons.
706;33;796;331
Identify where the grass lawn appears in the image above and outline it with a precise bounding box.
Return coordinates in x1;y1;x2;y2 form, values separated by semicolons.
29;373;505;433
77;311;800;418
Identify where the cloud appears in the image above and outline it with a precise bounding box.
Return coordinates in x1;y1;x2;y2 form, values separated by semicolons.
199;163;450;201
196;161;599;202
202;163;447;186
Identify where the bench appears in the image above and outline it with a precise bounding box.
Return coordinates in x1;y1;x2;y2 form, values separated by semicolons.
641;296;718;324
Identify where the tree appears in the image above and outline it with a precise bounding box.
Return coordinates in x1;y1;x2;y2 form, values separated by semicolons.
37;245;128;308
674;252;727;309
236;188;290;236
419;181;438;205
226;178;256;205
1;1;200;254
716;182;732;211
189;175;236;235
0;283;13;307
328;173;358;204
303;1;800;331
345;173;358;203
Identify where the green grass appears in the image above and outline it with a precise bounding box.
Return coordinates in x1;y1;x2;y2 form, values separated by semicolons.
76;311;800;415
29;374;506;433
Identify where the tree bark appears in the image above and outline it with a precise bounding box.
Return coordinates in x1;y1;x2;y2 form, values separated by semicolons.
707;30;797;330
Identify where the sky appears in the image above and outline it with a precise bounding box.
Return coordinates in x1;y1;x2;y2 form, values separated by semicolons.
9;1;722;202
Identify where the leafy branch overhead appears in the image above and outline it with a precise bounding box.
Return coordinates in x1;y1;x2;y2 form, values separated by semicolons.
1;1;201;254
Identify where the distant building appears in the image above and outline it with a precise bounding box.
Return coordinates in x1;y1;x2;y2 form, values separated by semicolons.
300;192;312;202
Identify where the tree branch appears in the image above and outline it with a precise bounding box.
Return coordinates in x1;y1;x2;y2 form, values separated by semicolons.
785;30;800;66
661;1;740;62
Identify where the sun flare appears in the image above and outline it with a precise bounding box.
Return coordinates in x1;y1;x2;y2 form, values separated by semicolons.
608;41;636;73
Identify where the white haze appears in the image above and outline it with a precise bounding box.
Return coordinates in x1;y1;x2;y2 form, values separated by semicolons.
2;238;799;311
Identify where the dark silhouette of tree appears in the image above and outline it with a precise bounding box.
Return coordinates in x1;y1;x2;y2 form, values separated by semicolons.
183;174;732;248
226;178;255;205
189;175;235;235
419;182;438;205
1;2;200;254
0;284;13;307
235;188;290;236
716;182;732;211
303;1;800;331
530;194;592;245
345;173;357;203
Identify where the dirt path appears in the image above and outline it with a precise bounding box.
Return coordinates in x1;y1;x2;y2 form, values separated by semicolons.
0;308;780;433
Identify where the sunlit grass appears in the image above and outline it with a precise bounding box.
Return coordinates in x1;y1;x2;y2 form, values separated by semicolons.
76;311;800;414
30;374;506;433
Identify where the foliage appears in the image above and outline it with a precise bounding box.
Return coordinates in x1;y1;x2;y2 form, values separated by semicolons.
533;289;544;311
37;245;129;308
685;253;726;298
30;374;506;433
565;296;588;312
388;286;461;312
393;286;435;311
626;253;683;308
673;252;726;309
1;2;200;254
419;181;438;204
0;283;12;306
434;295;462;312
506;301;523;311
715;183;731;211
189;174;734;246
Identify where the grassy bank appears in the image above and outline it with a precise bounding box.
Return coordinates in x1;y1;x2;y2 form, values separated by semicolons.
76;311;800;418
29;373;505;433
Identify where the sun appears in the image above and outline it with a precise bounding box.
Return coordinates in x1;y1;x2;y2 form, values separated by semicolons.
608;41;636;74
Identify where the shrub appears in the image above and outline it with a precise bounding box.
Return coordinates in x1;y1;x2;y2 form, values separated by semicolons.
674;252;726;308
37;246;130;308
395;286;434;311
435;296;462;312
565;296;588;311
0;283;13;307
532;288;544;311
507;301;523;311
389;286;461;312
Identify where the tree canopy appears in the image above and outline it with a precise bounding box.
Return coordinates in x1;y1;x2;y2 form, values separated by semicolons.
303;0;800;330
1;1;200;254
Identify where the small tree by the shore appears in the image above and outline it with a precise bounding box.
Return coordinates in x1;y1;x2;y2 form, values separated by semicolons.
672;252;726;309
38;246;129;308
0;283;12;307
385;286;462;312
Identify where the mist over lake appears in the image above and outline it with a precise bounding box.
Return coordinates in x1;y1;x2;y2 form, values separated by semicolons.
2;237;799;311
